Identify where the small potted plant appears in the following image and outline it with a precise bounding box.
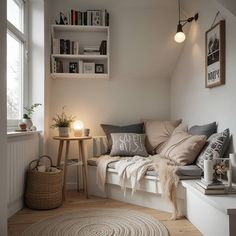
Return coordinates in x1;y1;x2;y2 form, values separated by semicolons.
23;103;42;130
51;107;75;137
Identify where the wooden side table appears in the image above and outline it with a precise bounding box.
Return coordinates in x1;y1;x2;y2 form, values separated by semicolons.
53;136;92;200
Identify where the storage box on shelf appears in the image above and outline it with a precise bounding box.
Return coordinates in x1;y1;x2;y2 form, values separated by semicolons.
51;24;110;79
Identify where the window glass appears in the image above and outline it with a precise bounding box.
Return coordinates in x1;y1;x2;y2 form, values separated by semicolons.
7;0;24;32
7;32;23;120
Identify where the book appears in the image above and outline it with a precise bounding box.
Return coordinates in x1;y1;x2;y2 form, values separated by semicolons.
79;60;83;73
195;184;225;195
52;38;60;54
196;181;225;190
100;40;107;55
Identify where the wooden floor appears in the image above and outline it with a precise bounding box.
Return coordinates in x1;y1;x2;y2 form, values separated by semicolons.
8;191;202;236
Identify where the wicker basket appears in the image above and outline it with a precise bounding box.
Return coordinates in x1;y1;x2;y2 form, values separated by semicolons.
25;155;63;210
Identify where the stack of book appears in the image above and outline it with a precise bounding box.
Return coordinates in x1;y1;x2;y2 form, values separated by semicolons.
84;46;100;55
62;9;109;26
53;39;79;55
195;178;226;195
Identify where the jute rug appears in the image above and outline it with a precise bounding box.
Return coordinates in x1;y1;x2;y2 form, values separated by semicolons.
21;208;169;236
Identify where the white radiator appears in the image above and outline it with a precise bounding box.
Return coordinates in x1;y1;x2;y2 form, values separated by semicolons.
7;133;40;217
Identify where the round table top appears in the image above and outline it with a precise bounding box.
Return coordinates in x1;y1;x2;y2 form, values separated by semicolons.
53;136;92;141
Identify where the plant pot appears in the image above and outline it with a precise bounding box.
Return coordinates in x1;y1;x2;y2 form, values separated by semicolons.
23;118;33;130
58;127;70;137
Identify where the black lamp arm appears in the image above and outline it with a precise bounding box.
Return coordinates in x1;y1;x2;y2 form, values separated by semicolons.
179;13;199;28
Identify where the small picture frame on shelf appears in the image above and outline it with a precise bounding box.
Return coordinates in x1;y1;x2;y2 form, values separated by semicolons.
95;64;104;74
213;158;230;181
69;62;78;73
83;62;95;74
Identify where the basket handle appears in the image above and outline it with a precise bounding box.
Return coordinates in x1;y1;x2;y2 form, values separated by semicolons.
28;155;53;170
36;155;53;168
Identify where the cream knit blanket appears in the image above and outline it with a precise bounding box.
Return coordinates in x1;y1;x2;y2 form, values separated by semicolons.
96;155;180;220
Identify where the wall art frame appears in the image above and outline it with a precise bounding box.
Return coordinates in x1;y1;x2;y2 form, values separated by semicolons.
205;20;225;88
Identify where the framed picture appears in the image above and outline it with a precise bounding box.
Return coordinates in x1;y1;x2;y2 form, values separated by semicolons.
205;20;225;88
69;62;78;73
213;158;230;181
83;62;95;74
95;64;104;74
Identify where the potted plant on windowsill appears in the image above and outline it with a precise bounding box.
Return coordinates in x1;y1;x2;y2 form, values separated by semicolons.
23;103;42;130
51;107;75;137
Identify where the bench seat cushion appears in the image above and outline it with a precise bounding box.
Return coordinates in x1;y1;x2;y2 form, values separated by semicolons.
87;157;202;179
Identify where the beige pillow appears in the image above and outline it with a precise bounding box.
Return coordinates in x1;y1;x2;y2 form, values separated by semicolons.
160;125;207;165
144;119;182;154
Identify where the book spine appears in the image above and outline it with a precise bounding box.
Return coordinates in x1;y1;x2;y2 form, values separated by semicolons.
75;11;78;25
79;60;83;73
60;39;64;54
106;11;109;26
102;10;105;26
84;12;87;25
71;10;73;25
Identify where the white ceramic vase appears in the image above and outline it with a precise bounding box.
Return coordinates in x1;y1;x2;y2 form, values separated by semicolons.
58;127;70;137
23;118;33;130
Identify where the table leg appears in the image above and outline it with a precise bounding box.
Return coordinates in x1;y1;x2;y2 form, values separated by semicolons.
80;140;89;199
57;140;64;167
77;141;81;192
62;140;70;200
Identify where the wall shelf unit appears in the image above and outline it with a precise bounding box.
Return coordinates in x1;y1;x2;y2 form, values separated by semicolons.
51;24;110;79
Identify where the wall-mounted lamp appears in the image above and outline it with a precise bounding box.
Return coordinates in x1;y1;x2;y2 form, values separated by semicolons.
174;0;199;43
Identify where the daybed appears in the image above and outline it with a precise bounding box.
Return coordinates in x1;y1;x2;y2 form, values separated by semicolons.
86;121;235;236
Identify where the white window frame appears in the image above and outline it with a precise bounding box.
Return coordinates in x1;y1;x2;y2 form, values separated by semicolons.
7;0;28;131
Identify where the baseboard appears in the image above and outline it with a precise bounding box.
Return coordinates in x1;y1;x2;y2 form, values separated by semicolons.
8;199;23;218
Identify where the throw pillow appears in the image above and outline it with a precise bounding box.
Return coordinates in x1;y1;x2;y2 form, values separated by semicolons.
188;122;217;139
196;129;230;169
110;133;148;157
101;123;144;152
160;124;207;165
144;119;182;154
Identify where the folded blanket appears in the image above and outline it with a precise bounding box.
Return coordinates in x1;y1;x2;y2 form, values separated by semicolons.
96;155;180;220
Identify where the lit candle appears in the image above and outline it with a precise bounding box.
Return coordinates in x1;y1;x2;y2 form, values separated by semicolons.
73;120;84;137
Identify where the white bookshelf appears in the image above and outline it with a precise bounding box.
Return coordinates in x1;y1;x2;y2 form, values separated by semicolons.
51;24;110;79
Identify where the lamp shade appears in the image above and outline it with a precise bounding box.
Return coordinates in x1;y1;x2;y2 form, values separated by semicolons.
174;23;186;43
73;120;84;137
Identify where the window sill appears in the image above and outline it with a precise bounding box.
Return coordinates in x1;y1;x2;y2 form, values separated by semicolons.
7;130;42;138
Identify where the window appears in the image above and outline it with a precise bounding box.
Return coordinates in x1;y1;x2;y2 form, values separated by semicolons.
7;0;28;127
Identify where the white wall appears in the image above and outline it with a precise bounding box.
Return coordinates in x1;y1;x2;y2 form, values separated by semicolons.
45;0;184;183
47;0;183;137
0;0;8;234
171;0;236;169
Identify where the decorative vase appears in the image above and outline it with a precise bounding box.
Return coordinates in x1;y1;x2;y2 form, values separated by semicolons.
23;118;33;130
58;127;70;137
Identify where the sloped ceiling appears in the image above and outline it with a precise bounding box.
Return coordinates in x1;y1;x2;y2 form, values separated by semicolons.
215;0;236;17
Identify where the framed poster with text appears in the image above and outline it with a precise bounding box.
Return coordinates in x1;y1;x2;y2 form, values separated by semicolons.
205;20;225;88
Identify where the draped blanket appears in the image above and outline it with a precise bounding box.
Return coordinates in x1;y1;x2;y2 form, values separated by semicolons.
96;155;180;220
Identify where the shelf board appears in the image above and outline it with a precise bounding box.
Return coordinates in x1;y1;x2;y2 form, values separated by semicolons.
51;54;108;60
51;73;109;79
52;24;109;33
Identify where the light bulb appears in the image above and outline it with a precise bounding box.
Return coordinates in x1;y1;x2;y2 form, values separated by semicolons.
174;31;186;43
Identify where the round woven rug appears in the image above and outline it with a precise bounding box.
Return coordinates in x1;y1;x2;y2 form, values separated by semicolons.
22;208;169;236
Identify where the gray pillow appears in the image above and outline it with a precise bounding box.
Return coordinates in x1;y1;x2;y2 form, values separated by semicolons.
196;129;230;169
189;122;217;139
101;123;144;152
110;133;148;157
